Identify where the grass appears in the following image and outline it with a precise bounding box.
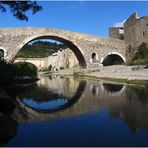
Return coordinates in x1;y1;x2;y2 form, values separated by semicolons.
74;74;148;85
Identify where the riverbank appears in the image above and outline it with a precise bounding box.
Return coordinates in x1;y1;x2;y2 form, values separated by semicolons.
79;65;148;84
46;65;148;85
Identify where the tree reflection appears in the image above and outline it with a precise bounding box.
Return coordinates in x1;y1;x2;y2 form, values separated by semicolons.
0;90;18;146
0;114;18;146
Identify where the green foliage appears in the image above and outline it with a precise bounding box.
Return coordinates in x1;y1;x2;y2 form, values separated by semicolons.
131;66;142;71
48;65;52;71
144;65;148;69
40;67;49;72
14;62;38;77
60;66;64;70
0;61;16;86
132;42;148;65
0;61;38;87
0;50;4;60
16;41;66;58
40;65;53;72
0;1;42;21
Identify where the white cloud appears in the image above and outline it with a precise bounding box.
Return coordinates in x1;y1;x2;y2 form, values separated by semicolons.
113;19;126;27
71;1;85;9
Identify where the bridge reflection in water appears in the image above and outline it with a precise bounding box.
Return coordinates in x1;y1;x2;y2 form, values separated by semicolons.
0;76;148;146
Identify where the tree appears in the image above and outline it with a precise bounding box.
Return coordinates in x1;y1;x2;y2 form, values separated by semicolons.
0;1;42;21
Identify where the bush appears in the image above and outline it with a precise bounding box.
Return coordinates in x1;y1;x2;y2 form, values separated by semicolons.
0;61;38;87
131;66;142;71
0;61;16;86
60;66;64;70
14;62;38;78
48;65;52;71
131;42;148;65
40;67;49;72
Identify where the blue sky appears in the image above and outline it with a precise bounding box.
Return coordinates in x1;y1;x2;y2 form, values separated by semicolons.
0;1;148;37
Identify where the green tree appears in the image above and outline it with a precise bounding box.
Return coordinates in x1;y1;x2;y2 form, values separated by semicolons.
132;42;148;65
0;1;42;21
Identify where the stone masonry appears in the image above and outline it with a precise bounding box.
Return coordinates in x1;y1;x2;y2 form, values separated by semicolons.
109;12;148;64
0;27;125;68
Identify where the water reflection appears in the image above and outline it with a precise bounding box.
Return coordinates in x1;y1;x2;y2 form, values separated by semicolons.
1;76;148;146
0;114;18;146
23;98;68;110
0;90;18;146
103;83;124;93
18;76;87;113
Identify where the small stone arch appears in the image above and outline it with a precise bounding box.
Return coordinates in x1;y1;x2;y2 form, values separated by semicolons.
91;52;98;63
15;35;87;68
0;47;7;60
101;82;126;97
14;60;39;70
101;52;126;66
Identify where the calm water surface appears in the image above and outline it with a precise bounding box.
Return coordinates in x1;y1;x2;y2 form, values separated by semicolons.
1;75;148;146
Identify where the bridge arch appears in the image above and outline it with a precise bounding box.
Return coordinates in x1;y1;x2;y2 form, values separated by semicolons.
0;47;7;60
90;52;98;63
14;61;38;70
17;80;87;114
101;82;126;97
101;52;126;66
16;35;87;68
14;61;38;78
14;59;43;70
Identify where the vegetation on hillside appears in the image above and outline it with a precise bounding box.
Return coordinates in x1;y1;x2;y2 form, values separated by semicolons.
16;41;66;58
131;42;148;66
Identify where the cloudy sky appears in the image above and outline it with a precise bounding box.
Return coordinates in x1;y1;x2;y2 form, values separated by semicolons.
0;1;147;37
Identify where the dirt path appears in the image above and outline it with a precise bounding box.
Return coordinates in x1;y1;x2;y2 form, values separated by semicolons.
86;65;148;81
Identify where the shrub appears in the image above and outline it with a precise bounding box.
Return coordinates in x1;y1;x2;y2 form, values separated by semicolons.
0;61;16;86
40;67;49;72
14;62;38;77
131;42;148;65
48;64;52;71
60;66;64;70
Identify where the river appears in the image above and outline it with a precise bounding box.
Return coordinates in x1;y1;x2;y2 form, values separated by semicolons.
1;75;148;146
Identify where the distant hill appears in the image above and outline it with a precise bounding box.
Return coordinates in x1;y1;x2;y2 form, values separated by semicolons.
16;41;67;58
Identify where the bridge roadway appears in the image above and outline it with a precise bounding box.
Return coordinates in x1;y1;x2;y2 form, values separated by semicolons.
0;27;125;68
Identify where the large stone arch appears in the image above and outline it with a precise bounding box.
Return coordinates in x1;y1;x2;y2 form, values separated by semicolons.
16;80;87;117
101;51;126;66
14;35;87;68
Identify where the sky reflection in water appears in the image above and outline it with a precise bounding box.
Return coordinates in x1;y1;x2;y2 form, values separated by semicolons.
1;76;148;147
22;98;68;110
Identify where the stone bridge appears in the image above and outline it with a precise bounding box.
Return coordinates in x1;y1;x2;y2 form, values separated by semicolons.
0;27;125;68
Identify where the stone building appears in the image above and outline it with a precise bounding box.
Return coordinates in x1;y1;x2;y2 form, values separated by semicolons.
109;27;124;40
124;12;148;63
109;12;148;63
47;48;79;71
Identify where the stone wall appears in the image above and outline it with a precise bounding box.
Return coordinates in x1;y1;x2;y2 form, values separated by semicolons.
124;12;148;63
47;48;79;71
15;48;79;70
0;27;125;67
109;27;124;40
